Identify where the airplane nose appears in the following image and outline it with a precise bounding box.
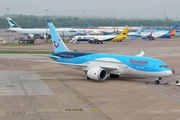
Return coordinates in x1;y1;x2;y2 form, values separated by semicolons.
166;70;172;76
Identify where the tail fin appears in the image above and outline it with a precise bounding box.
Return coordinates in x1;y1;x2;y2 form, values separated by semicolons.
120;27;128;36
135;26;143;35
47;19;69;53
168;24;178;36
110;27;129;41
86;23;93;29
6;18;21;28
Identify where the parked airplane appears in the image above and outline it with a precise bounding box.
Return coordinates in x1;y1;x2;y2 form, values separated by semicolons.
74;24;101;35
86;23;116;35
6;18;78;39
141;24;178;40
70;27;129;44
47;19;171;84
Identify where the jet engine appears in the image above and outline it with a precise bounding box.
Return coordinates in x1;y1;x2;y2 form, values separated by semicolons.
141;36;147;39
28;34;34;39
87;67;107;81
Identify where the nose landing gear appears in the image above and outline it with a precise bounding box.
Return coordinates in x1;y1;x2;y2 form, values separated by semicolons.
155;78;162;85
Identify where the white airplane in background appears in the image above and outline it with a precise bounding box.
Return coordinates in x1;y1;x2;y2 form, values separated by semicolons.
6;18;78;39
70;27;129;44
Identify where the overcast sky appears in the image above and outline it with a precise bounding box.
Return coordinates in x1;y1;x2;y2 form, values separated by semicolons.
1;0;180;19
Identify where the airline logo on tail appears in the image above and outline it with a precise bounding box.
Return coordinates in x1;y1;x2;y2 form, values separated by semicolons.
135;26;143;35
6;18;20;28
54;39;60;48
86;23;93;29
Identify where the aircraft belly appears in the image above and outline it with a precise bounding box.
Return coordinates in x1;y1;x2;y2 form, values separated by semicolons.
125;67;171;78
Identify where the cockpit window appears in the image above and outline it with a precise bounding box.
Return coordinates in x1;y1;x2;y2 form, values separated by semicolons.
163;65;168;68
159;65;163;68
159;65;168;68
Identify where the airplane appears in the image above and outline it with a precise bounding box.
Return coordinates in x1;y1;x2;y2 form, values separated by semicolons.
46;19;171;84
6;18;78;39
86;23;116;35
74;27;101;35
141;24;178;40
70;27;129;44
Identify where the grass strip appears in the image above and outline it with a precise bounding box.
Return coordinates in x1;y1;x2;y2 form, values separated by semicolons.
0;44;36;46
0;51;54;54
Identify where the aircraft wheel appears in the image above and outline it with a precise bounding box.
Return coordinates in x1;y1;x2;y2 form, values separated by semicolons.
97;41;99;44
120;40;122;42
155;80;159;85
100;41;103;44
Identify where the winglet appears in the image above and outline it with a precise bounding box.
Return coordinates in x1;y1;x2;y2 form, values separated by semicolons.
135;51;145;57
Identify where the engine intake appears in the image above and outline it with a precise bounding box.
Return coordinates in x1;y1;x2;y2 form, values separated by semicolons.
87;67;107;81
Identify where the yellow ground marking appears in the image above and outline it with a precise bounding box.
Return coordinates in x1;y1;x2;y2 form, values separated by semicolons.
93;110;100;112
0;114;6;116
53;80;59;82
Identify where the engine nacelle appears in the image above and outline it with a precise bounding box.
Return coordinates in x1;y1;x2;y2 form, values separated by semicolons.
141;36;147;39
87;67;107;81
88;40;94;43
28;34;34;38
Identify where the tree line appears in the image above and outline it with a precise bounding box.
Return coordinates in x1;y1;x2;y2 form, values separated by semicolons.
0;14;179;29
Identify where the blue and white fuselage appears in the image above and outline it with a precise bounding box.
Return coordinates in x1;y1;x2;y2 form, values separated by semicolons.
141;24;178;40
49;51;171;78
47;19;172;81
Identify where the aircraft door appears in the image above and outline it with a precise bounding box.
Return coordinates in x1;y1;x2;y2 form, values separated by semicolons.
125;60;131;72
147;62;153;70
86;57;91;63
125;60;129;68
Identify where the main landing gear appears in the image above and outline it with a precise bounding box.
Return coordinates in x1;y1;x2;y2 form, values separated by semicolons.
109;74;119;78
155;78;162;85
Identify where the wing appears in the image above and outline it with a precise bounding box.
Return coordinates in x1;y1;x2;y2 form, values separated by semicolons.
1;57;118;70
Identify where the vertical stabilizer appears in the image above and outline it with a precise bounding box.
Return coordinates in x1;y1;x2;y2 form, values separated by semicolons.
47;19;69;53
135;26;143;35
6;18;21;28
168;24;178;36
86;23;93;29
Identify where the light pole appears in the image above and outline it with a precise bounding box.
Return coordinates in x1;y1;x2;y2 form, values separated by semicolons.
28;13;30;28
45;9;48;42
164;11;166;28
131;13;132;26
137;12;138;28
83;10;86;34
6;8;9;44
113;11;115;34
152;13;153;27
176;13;178;24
